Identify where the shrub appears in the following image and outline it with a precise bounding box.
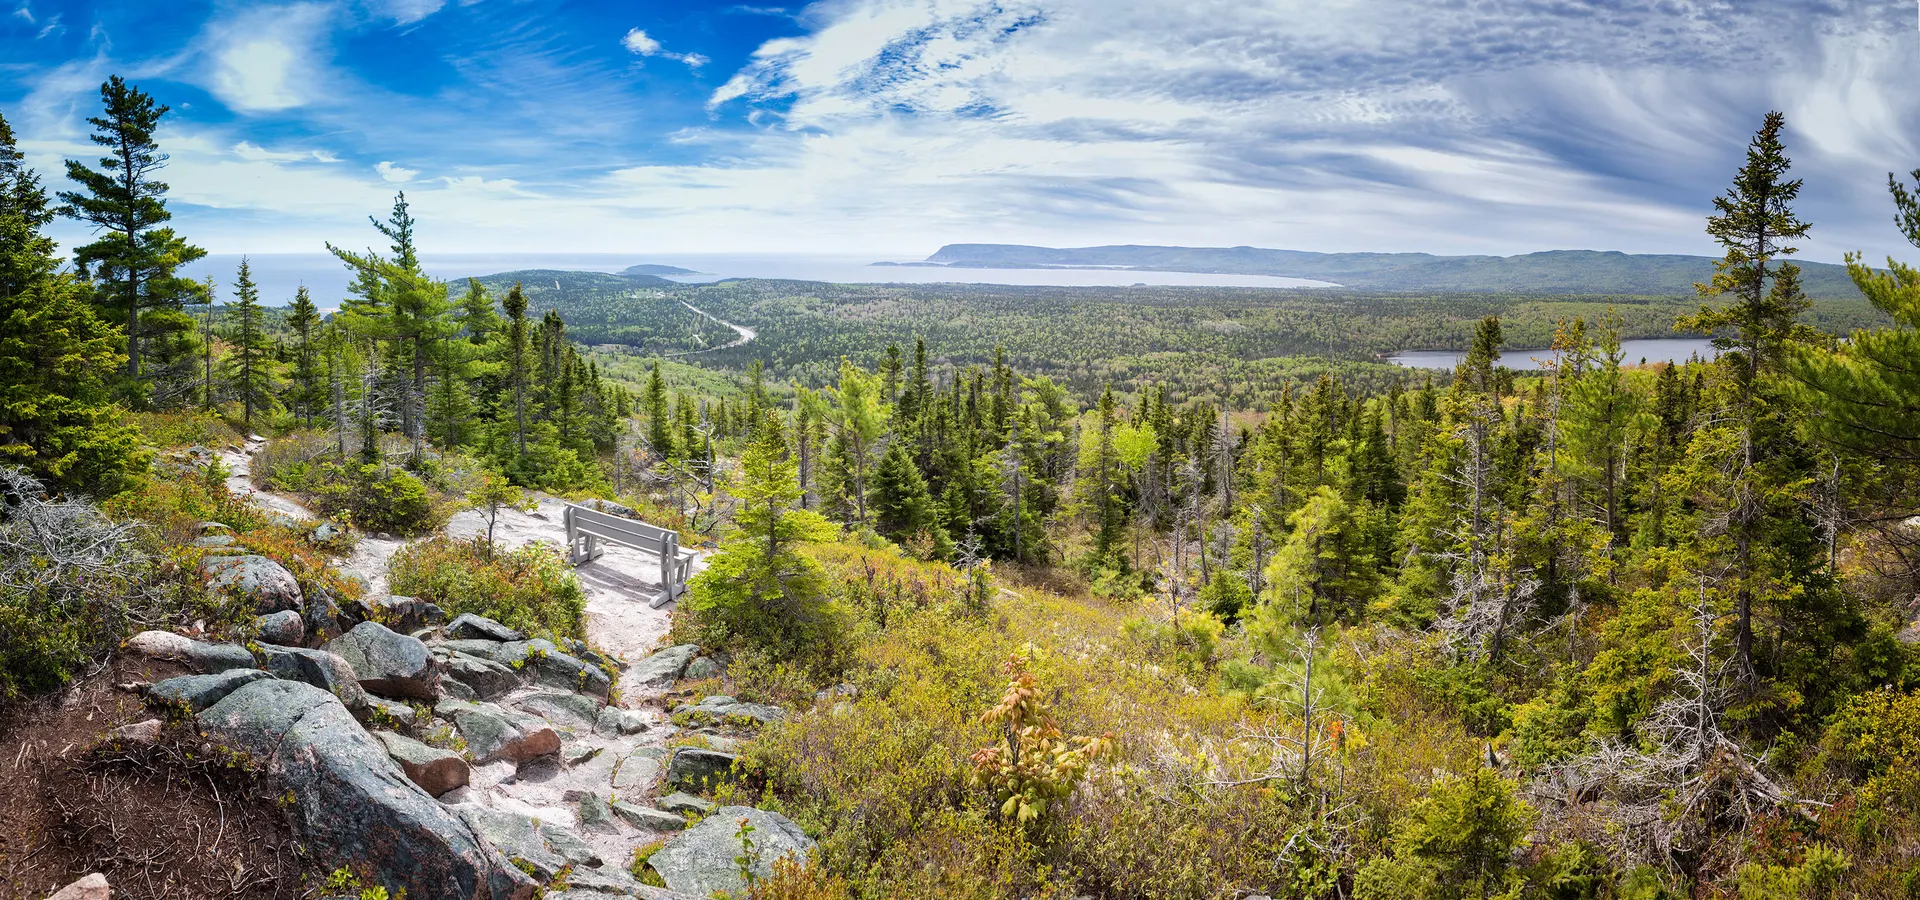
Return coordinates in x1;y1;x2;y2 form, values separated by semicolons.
389;535;585;640
312;463;441;535
0;467;154;701
1353;769;1536;900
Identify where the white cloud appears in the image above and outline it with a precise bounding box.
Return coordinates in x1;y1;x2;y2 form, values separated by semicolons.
12;3;31;23
370;0;444;25
376;160;417;182
234;141;341;163
622;27;707;69
35;13;58;38
198;4;334;113
622;28;661;55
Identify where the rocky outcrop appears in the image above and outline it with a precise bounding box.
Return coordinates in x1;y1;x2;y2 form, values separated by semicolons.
493;640;611;701
671;695;786;728
148;668;273;712
198;679;535;899
124;631;256;673
646;806;816;897
611;801;687;831
434;698;561;764
441;650;520;699
376;731;471;797
664;747;741;792
198;554;303;615
628;644;699;689
358;594;447;633
258;645;368;708
446;613;524;643
656;792;716;816
327;621;441;700
256;609;305;646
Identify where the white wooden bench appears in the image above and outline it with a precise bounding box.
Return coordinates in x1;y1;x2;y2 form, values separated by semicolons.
562;503;695;608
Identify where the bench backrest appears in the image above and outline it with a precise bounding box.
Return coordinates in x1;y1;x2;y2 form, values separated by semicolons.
565;504;676;554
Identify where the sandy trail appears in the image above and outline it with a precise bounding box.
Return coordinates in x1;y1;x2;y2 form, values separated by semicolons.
668;301;755;357
219;436;317;523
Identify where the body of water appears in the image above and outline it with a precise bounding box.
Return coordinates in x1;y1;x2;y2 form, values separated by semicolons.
180;252;1336;306
1388;338;1719;371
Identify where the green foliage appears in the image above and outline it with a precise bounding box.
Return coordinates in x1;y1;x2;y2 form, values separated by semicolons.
1353;769;1535;900
309;463;440;535
388;535;585;640
1735;844;1849;900
684;417;845;663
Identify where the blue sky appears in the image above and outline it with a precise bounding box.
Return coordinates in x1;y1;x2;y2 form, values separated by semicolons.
4;0;1920;263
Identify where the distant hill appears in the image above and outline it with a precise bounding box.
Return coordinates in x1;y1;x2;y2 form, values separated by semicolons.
918;244;1863;298
623;264;702;277
465;269;674;293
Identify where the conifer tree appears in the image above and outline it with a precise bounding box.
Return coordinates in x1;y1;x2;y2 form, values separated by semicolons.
222;257;276;432
502;282;532;458
645;361;674;458
287;286;322;428
1683;111;1814;685
57;77;206;395
0;114;144;493
871;439;948;554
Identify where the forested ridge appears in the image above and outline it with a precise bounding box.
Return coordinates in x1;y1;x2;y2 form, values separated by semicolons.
10;80;1920;900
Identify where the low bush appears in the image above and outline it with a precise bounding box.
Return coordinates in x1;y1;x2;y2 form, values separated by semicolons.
388;535;586;640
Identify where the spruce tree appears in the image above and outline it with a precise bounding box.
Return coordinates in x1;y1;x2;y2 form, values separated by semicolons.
502;282;531;458
646;361;674;458
287;286;322;428
0;116;143;493
222;257;276;432
1682;111;1813;685
870;439;947;554
56;77;206;393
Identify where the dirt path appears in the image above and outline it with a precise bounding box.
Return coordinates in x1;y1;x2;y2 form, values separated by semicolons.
218;436;317;524
668;300;755;357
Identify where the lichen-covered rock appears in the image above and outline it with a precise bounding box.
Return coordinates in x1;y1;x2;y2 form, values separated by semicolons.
443;651;520;699
434;698;561;764
198;680;535;899
628;644;699;688
445;614;524;643
664;747;740;792
613;748;664;794
257;645;368;708
578;794;619;834
124;631;257;673
494;640;611;700
326;621;441;700
356;594;446;633
671;695;785;728
148;668;273;712
682;655;723;681
375;731;470;797
198;554;303;615
647;806;815;897
655;792;716;816
595;705;648;737
456;807;569;881
256;609;305;646
515;691;601;729
611;801;687;832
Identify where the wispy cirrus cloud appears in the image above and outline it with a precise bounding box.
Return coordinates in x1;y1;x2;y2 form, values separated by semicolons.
623;27;709;69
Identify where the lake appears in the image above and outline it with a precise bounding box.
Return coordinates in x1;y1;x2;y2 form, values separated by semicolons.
1388;338;1720;371
179;252;1335;306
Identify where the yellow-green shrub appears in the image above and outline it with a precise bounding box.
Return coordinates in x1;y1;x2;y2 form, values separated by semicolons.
389;535;585;640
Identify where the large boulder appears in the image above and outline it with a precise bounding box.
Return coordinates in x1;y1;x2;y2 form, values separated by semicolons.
664;747;741;792
595;705;649;737
198;680;535;899
198;554;303;615
628;644;699;689
445;614;524;643
124;631;256;673
147;668;273;712
495;640;611;701
613;748;664;795
326;621;441;700
256;610;306;646
375;731;470;797
611;801;687;831
442;651;520;699
646;806;815;897
515;691;602;730
357;594;446;633
258;645;368;708
456;807;569;881
434;699;561;764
